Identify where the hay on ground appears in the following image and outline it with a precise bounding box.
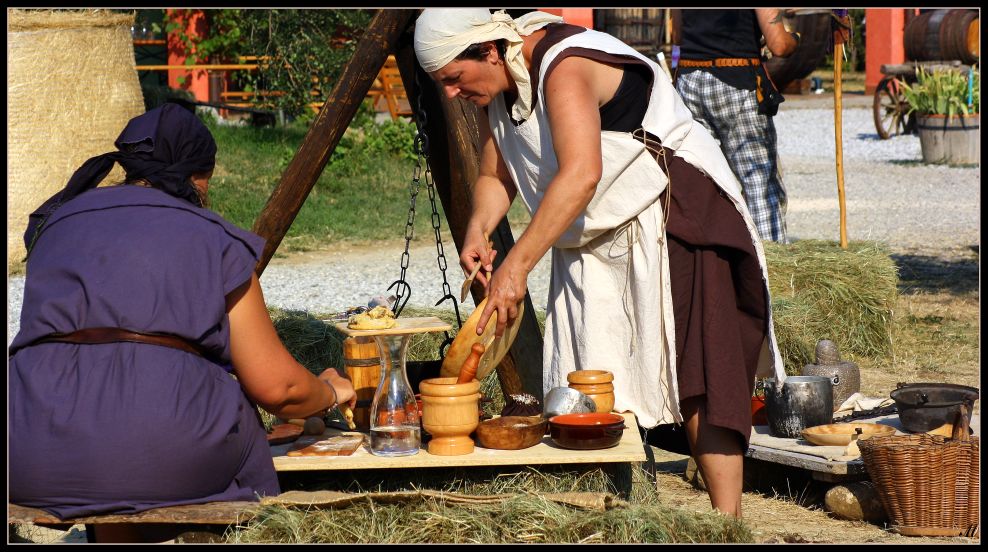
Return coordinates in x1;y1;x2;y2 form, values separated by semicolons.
227;466;752;544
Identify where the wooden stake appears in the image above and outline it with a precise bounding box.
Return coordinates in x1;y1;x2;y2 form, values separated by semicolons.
834;42;849;249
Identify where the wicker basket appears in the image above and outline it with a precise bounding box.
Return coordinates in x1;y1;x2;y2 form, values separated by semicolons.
859;432;979;537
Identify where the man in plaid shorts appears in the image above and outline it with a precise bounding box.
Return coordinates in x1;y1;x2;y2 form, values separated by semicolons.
675;9;799;243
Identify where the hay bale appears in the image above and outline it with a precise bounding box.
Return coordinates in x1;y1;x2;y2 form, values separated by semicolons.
7;9;145;267
765;240;899;374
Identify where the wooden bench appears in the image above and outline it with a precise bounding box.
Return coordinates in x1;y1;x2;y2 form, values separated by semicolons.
8;501;259;543
362;54;412;120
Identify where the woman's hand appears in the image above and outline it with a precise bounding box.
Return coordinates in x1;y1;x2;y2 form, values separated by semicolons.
476;256;529;337
318;367;356;410
460;228;498;288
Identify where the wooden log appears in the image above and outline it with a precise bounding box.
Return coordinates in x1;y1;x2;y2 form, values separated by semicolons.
824;481;888;523
251;9;417;275
392;28;545;402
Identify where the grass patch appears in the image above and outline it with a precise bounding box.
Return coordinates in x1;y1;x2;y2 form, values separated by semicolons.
207;115;446;253
764;240;899;374
225;466;752;543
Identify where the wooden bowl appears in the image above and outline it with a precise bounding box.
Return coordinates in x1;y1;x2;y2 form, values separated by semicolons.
475;416;548;450
801;423;896;446
548;413;626;450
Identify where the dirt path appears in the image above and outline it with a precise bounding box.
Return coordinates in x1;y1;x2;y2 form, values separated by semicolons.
648;447;977;544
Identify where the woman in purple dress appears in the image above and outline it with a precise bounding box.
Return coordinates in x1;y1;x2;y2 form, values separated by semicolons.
8;102;356;542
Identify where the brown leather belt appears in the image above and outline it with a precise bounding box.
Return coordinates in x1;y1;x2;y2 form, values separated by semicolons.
678;57;761;68
25;327;209;358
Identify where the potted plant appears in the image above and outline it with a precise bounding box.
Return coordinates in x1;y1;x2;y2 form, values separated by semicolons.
899;66;980;165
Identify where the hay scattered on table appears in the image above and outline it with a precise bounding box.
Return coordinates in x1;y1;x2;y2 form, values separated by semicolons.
764;240;899;374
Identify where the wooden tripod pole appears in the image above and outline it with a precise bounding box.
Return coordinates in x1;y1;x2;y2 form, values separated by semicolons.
834;41;848;249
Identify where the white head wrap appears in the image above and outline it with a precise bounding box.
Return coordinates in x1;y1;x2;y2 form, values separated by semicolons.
414;9;564;121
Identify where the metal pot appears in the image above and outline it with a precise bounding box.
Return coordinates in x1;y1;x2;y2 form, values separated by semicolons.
890;383;979;433
542;387;596;419
764;376;834;438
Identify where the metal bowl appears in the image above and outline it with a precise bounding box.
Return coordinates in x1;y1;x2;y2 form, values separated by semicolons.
543;387;596;419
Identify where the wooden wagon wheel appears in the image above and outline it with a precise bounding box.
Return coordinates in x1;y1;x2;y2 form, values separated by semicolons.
873;77;914;139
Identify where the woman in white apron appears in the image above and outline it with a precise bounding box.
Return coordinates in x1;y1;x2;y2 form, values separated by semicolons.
414;9;786;518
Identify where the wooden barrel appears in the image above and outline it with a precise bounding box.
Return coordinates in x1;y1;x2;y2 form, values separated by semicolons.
764;9;833;93
342;336;381;431
916;113;980;165
595;8;666;55
905;9;979;65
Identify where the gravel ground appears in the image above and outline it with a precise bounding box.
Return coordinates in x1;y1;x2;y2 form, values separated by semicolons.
6;101;980;345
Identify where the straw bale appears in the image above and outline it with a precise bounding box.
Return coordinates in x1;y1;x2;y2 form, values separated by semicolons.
765;240;899;373
7;9;144;267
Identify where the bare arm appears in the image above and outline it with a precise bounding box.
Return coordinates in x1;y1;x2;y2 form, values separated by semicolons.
461;116;516;287
225;273;355;419
756;9;799;58
477;55;606;336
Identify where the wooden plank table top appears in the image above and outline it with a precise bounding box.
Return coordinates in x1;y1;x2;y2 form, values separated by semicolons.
333;316;451;337
272;413;645;472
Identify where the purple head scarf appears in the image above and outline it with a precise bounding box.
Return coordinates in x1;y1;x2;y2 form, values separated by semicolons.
24;102;217;253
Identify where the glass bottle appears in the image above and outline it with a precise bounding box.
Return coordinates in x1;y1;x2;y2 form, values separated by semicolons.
369;334;420;456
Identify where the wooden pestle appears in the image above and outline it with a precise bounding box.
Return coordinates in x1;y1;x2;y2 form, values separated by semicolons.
457;343;486;384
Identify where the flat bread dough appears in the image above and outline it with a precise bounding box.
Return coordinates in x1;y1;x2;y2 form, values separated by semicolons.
348;305;397;330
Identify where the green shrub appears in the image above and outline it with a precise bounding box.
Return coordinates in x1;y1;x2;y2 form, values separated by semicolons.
900;66;980;117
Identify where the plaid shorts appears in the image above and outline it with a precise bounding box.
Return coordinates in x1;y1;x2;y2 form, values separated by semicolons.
675;70;788;243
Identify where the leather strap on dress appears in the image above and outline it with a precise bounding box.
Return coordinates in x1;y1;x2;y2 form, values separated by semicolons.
15;327;211;358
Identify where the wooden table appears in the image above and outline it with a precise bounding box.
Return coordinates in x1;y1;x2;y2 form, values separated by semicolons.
271;412;646;497
746;413;981;483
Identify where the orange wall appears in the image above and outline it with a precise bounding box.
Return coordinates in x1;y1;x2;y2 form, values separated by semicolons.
166;9;210;102
864;9;907;94
540;8;594;29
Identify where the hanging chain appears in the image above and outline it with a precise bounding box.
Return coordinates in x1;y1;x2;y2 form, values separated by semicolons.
386;133;421;318
388;65;463;349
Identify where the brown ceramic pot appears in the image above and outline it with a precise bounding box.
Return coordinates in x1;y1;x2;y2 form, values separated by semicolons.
548;412;626;450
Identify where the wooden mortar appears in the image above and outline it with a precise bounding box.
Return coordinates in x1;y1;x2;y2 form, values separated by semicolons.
419;376;481;455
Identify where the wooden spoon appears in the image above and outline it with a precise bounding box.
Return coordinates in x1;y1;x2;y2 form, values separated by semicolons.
460;263;482;302
459;234;493;302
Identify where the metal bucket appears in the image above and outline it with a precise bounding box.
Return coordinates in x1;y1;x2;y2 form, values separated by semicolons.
764;376;834;438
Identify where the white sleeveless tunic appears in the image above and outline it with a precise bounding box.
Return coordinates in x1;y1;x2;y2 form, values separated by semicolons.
488;29;786;428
